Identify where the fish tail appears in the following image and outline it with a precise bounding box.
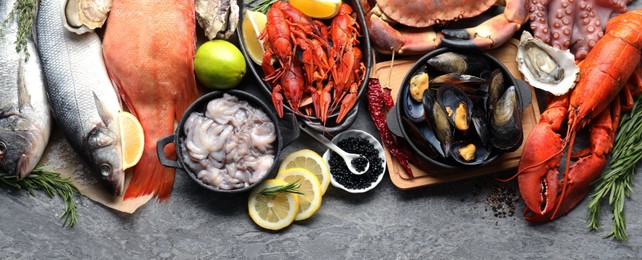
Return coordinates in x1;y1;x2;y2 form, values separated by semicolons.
124;133;176;202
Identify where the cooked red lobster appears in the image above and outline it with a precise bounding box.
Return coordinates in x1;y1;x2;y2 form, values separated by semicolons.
509;10;642;221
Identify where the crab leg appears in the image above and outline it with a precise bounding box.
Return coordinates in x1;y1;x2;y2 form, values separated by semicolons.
441;0;529;49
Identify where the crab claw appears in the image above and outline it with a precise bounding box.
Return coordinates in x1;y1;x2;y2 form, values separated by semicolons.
368;9;440;54
441;0;528;49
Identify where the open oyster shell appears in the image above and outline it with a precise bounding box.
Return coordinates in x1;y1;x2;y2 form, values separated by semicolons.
516;31;579;96
65;0;112;34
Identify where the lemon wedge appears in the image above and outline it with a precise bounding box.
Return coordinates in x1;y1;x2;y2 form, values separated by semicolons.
279;149;331;195
276;168;322;221
118;111;144;170
248;179;300;230
289;0;342;19
241;10;267;65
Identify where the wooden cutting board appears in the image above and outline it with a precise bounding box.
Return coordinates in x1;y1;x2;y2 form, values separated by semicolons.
372;39;541;189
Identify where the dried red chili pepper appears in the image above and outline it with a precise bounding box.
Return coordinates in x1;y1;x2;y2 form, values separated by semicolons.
367;78;415;178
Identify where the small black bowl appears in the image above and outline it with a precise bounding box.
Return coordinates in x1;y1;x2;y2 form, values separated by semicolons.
237;0;372;134
388;47;532;169
156;90;299;193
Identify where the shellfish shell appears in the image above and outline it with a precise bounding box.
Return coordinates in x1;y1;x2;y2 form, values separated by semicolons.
516;31;579;96
64;0;112;34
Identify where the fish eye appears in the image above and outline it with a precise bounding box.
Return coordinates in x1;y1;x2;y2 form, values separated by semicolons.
0;141;6;155
100;164;111;177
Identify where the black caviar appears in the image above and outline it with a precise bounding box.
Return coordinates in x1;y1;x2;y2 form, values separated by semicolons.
329;137;383;190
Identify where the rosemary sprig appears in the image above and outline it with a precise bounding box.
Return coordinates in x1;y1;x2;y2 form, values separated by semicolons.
244;0;280;14
259;180;303;196
587;95;642;240
0;166;79;228
0;0;37;61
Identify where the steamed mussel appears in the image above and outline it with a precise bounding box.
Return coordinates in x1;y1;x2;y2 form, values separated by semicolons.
402;50;524;166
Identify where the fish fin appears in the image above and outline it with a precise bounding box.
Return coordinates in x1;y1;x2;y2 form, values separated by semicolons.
16;59;31;111
124;134;175;202
93;91;115;126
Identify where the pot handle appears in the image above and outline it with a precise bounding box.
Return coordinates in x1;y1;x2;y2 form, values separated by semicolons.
386;105;404;138
156;134;180;169
515;79;532;110
278;112;301;147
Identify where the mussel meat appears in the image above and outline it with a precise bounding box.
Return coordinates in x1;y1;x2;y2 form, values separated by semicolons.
409;71;429;102
436;84;473;133
449;139;492;166
427;52;489;76
490;86;523;151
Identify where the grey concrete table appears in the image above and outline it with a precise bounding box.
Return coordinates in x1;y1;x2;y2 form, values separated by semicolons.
3;5;642;260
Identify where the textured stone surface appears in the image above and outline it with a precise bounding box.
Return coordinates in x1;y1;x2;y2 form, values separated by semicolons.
4;4;642;258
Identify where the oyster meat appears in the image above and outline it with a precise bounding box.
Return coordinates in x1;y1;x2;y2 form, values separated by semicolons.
516;31;579;96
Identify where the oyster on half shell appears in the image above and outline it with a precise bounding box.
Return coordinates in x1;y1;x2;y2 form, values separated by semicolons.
65;0;112;34
516;31;579;96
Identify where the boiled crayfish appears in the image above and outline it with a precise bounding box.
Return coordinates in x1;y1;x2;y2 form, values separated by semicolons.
260;2;365;124
507;10;642;222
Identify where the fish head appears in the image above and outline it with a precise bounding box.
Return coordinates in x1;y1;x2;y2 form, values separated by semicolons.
87;125;124;196
0;117;45;178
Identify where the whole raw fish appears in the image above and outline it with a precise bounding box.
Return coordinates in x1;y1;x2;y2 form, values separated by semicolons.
103;0;200;201
37;0;124;195
0;0;52;178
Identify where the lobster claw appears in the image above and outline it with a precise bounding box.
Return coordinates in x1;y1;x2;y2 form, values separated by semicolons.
517;123;562;219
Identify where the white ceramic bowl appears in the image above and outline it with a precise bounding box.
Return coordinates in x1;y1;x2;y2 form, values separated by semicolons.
322;130;386;193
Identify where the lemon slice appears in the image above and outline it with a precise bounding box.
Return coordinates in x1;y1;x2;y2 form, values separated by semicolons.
242;10;267;65
276;168;322;221
248;179;300;230
289;0;342;19
118;111;145;170
279;149;331;194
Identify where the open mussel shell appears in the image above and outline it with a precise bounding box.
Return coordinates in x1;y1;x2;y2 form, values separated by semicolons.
427;52;490;76
449;139;493;166
436;84;473;133
471;103;490;147
403;68;429;123
422;91;454;157
490;86;523;151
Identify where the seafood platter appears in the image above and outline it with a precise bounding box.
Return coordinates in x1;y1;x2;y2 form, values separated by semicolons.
238;0;373;134
1;0;642;238
388;47;531;169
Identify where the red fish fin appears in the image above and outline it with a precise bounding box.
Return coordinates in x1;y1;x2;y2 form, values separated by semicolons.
124;135;176;202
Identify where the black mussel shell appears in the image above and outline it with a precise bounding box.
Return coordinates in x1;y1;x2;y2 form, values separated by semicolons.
426;52;490;76
404;93;425;123
449;139;493;166
423;91;454;157
491;86;523;151
487;69;506;114
431;73;486;85
471;101;490;147
436;84;473;133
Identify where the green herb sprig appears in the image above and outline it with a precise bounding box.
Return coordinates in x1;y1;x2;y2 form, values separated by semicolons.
259;180;302;196
0;166;79;228
0;0;37;61
245;0;280;14
587;95;642;240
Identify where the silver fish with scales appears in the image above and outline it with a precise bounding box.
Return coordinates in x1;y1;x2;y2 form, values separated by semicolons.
36;0;124;195
0;0;52;178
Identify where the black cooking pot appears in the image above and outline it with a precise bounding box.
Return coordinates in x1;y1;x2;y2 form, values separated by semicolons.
237;0;372;134
156;90;299;193
387;47;532;169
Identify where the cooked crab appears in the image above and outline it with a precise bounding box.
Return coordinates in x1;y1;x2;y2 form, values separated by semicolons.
360;0;529;54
